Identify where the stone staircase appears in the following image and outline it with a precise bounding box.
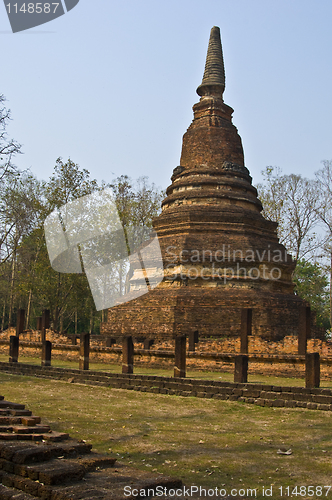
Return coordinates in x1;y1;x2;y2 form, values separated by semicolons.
0;395;182;499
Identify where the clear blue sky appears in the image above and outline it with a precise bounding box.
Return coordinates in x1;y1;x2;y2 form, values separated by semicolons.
1;0;331;192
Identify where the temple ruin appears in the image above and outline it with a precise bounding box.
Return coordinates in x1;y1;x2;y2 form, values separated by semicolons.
101;26;305;341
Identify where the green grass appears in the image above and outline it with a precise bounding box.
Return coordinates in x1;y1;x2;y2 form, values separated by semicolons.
0;368;332;499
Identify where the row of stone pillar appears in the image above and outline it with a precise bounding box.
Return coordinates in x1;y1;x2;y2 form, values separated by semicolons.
240;306;311;355
234;352;320;388
8;331;321;388
9;333;90;370
15;308;50;340
123;336;321;388
14;305;311;356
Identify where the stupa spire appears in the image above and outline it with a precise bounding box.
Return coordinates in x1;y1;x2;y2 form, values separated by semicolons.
196;26;225;98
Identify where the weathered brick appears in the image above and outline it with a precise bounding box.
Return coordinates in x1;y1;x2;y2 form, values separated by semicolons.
317;404;330;411
311;395;332;404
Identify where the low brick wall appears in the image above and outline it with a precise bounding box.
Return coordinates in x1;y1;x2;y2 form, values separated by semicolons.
0;361;331;412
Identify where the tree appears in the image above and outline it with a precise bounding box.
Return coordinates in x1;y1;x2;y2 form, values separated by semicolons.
0;94;24;266
110;174;163;248
45;157;98;209
293;259;330;330
257;167;321;262
2;172;46;326
315;159;332;330
0;94;21;181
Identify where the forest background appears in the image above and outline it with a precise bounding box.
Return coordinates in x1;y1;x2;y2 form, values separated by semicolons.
1;93;331;337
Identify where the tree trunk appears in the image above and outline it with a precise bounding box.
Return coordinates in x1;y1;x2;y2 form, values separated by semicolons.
25;246;41;331
330;249;332;331
75;309;77;336
53;273;61;332
26;289;32;330
1;300;6;331
89;308;93;335
60;312;64;334
8;255;16;327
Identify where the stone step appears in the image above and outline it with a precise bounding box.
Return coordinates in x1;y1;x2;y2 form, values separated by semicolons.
0;416;40;427
20;417;41;426
24;458;86;485
0;401;25;410
0;431;69;442
0;416;22;425
0;433;46;441
1;463;182;500
0;440;90;464
12;425;51;434
0;482;36;499
9;410;32;417
41;431;70;442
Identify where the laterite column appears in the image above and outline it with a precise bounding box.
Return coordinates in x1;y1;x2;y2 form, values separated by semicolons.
298;306;310;355
188;330;199;352
36;317;42;331
41;309;50;342
240;309;252;354
122;336;134;374
144;339;154;350
41;341;52;367
174;335;186;378
234;354;248;383
79;333;90;370
305;352;320;388
16;309;25;337
106;337;116;348
9;336;19;363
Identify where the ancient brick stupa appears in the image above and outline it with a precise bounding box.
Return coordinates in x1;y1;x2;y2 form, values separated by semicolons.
102;26;304;341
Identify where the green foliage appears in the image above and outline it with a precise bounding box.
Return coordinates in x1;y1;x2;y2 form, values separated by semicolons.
0;156;164;334
293;259;330;329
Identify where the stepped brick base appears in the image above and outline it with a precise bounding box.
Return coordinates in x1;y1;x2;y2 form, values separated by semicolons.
0;395;182;499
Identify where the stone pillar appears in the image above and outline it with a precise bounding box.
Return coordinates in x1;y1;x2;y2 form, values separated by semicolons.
188;330;199;352
240;309;252;354
41;309;50;342
298;306;310;355
79;333;90;370
9;336;19;363
122;336;134;374
41;341;52;367
305;352;320;388
16;309;25;337
234;354;248;383
106;337;116;347
143;339;154;350
174;335;186;378
36;317;42;331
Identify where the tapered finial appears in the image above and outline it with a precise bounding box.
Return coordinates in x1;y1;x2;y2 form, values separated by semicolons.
196;26;225;98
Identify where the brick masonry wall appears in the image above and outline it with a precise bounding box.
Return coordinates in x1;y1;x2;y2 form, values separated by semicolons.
0;362;331;412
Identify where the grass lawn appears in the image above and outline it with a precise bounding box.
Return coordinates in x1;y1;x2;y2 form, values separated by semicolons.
0;361;331;499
